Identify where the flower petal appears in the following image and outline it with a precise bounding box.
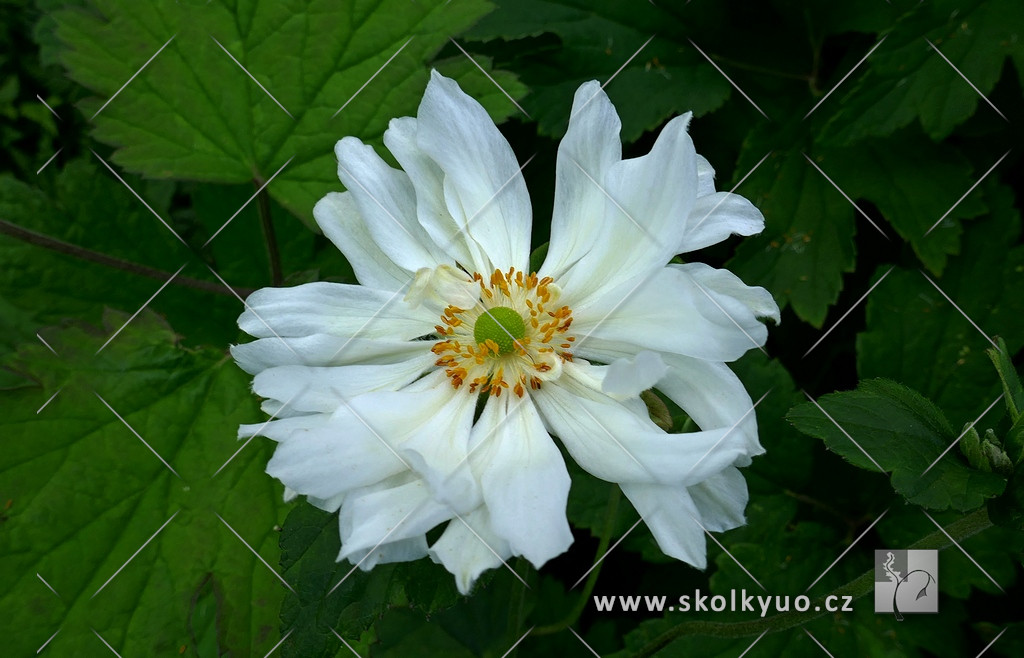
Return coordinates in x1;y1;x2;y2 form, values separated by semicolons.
430;507;512;595
689;466;748;532
313;191;411;292
601;351;669;399
230;335;427;375
470;395;573;568
620;482;708;567
416;71;532;272
238;282;435;340
533;364;746;486
345;536;430;571
558;112;698;305
680;191;765;253
541;80;622;281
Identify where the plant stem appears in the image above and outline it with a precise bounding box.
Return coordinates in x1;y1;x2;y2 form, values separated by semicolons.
628;507;994;658
255;181;283;286
535;487;622;635
0;218;254;297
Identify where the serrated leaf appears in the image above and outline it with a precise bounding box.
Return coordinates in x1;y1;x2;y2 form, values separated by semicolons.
823;0;1024;143
788;379;1006;511
857;185;1024;424
52;0;524;222
0;310;289;656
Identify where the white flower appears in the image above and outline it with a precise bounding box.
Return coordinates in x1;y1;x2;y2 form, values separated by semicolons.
232;71;779;594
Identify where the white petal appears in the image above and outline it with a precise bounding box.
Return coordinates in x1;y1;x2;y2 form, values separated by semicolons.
573;265;774;362
620;482;708;568
601;351;668;399
238;282;435;340
558;113;698;305
689;467;748;532
541;80;622;281
231;335;428;375
251;351;435;414
470;395;573;568
430;507;512;595
334;137;448;272
384;116;487;271
347;536;430;570
416;71;531;272
339;478;452;562
313;191;411;292
533;364;746;486
680;192;765;253
696;154;716;197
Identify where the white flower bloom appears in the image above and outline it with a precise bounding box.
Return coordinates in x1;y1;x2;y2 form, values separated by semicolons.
233;71;779;594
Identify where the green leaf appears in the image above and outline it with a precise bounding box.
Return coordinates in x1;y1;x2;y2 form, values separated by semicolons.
0;310;290;656
52;0;524;222
857;184;1024;424
465;0;732;142
787;379;1006;511
823;0;1024;144
988;337;1024;424
728;148;856;327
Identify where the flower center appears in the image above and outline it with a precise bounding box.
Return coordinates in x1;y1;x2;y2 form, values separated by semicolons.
432;268;575;397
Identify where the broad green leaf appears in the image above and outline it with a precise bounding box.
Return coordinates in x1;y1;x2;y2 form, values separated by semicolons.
823;0;1024;144
787;379;1006;511
465;0;732;141
988;337;1024;424
857;185;1024;424
728;147;856;327
0;310;290;656
51;0;525;223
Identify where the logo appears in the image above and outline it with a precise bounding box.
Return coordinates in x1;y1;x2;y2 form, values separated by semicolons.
874;549;938;619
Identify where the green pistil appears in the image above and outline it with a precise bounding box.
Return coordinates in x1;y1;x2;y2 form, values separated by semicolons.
474;306;526;354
